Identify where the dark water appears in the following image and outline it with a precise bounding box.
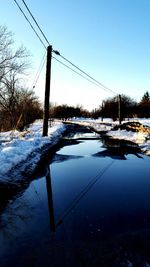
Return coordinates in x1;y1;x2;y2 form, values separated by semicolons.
0;126;150;267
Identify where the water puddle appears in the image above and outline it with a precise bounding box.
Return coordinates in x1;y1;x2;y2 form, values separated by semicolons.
0;125;150;266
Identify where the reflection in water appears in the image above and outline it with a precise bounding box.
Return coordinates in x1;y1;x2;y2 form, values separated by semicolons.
55;160;114;228
0;181;29;215
46;158;115;233
45;165;55;232
94;137;143;160
52;153;83;163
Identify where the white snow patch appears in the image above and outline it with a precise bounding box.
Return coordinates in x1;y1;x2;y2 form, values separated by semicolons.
71;117;150;155
107;130;147;144
0;120;66;177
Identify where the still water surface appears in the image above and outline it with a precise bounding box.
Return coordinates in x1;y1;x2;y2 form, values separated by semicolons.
0;126;150;266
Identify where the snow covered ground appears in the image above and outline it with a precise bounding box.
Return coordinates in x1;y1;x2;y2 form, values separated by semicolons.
71;117;150;156
0;118;150;180
0;120;66;179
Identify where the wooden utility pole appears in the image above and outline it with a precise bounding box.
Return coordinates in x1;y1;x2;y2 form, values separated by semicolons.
118;94;121;125
43;45;52;136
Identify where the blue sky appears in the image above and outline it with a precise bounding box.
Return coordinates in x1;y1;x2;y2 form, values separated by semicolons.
1;0;150;110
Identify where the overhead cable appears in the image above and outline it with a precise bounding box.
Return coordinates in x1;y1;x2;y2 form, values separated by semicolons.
53;56;107;89
14;0;117;95
13;0;47;49
32;52;46;88
22;0;50;46
58;53;116;95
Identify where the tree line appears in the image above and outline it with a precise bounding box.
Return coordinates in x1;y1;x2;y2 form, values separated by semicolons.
92;92;150;121
50;93;150;121
0;25;150;132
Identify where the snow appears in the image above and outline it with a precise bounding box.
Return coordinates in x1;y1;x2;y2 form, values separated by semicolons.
105;119;150;156
0;120;66;179
71;117;150;156
108;129;147;143
0;118;150;181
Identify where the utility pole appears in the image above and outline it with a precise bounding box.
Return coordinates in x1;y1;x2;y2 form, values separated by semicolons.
43;45;52;136
118;94;121;125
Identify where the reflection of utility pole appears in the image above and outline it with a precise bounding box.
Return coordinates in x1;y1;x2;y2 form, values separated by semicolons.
101;101;104;122
43;45;52;136
118;94;121;125
45;165;55;232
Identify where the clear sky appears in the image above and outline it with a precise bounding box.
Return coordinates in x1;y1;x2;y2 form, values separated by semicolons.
1;0;150;110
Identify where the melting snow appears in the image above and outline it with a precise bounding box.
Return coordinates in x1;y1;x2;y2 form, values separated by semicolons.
0;120;66;177
71;117;150;155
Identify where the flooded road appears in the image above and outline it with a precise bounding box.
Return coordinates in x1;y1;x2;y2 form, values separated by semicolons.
1;125;150;267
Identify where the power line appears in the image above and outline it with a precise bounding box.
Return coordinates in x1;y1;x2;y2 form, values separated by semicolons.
13;0;47;49
52;56;108;90
58;53;116;95
21;0;50;46
15;0;93;87
32;52;46;88
13;0;117;96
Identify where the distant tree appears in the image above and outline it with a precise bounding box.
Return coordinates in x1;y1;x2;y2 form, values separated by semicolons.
50;104;90;120
141;91;150;102
119;94;137;119
80;108;90;118
101;94;137;121
51;105;67;120
138;91;150;118
103;98;118;121
91;108;101;119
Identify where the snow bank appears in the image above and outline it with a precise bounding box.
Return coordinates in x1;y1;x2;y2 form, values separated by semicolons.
0;120;66;178
107;129;147;144
71;117;150;155
107;129;150;155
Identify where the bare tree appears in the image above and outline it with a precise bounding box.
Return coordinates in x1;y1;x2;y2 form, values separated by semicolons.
0;25;29;81
0;25;42;131
16;88;42;130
